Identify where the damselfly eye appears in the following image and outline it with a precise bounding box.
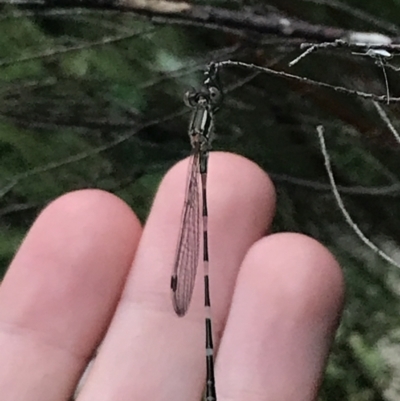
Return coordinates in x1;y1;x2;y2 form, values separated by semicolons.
183;89;198;108
208;86;222;105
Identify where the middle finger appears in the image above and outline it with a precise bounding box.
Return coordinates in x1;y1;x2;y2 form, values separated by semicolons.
78;152;275;401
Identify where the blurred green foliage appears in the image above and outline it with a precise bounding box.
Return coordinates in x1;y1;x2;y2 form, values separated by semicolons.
2;1;400;400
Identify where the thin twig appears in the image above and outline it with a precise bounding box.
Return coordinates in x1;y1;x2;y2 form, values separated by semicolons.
317;125;400;269
372;101;400;144
270;172;400;196
288;45;317;67
380;61;390;105
301;0;400;35
0;27;156;68
216;60;397;103
0;77;57;94
300;40;400;53
0;8;119;20
289;39;400;67
0;108;186;199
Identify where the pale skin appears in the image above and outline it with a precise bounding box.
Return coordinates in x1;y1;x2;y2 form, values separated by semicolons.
0;152;344;401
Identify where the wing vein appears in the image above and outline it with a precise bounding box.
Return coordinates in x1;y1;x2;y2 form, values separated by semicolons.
171;153;201;316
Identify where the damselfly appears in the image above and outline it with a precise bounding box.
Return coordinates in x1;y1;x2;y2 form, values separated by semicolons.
170;62;222;401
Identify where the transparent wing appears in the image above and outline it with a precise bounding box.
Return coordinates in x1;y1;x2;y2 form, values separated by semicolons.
170;153;200;316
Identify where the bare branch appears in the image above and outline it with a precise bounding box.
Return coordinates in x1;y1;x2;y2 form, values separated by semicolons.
288;45;317;67
300;40;400;54
317;125;400;269
288;39;400;67
372;101;400;144
217;60;397;103
2;0;398;44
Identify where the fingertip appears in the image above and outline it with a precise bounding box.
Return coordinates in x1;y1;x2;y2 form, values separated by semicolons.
1;189;142;353
41;188;141;234
243;232;345;322
217;232;344;401
0;189;143;400
160;151;276;214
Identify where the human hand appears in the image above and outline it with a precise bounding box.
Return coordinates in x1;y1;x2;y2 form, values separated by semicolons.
0;152;344;401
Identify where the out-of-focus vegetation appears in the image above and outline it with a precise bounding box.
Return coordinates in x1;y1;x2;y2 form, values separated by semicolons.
2;0;400;399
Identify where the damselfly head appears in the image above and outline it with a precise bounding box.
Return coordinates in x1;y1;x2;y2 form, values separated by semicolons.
183;62;224;109
183;85;222;109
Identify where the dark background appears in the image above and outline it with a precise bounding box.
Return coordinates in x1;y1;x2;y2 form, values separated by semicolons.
1;0;400;399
